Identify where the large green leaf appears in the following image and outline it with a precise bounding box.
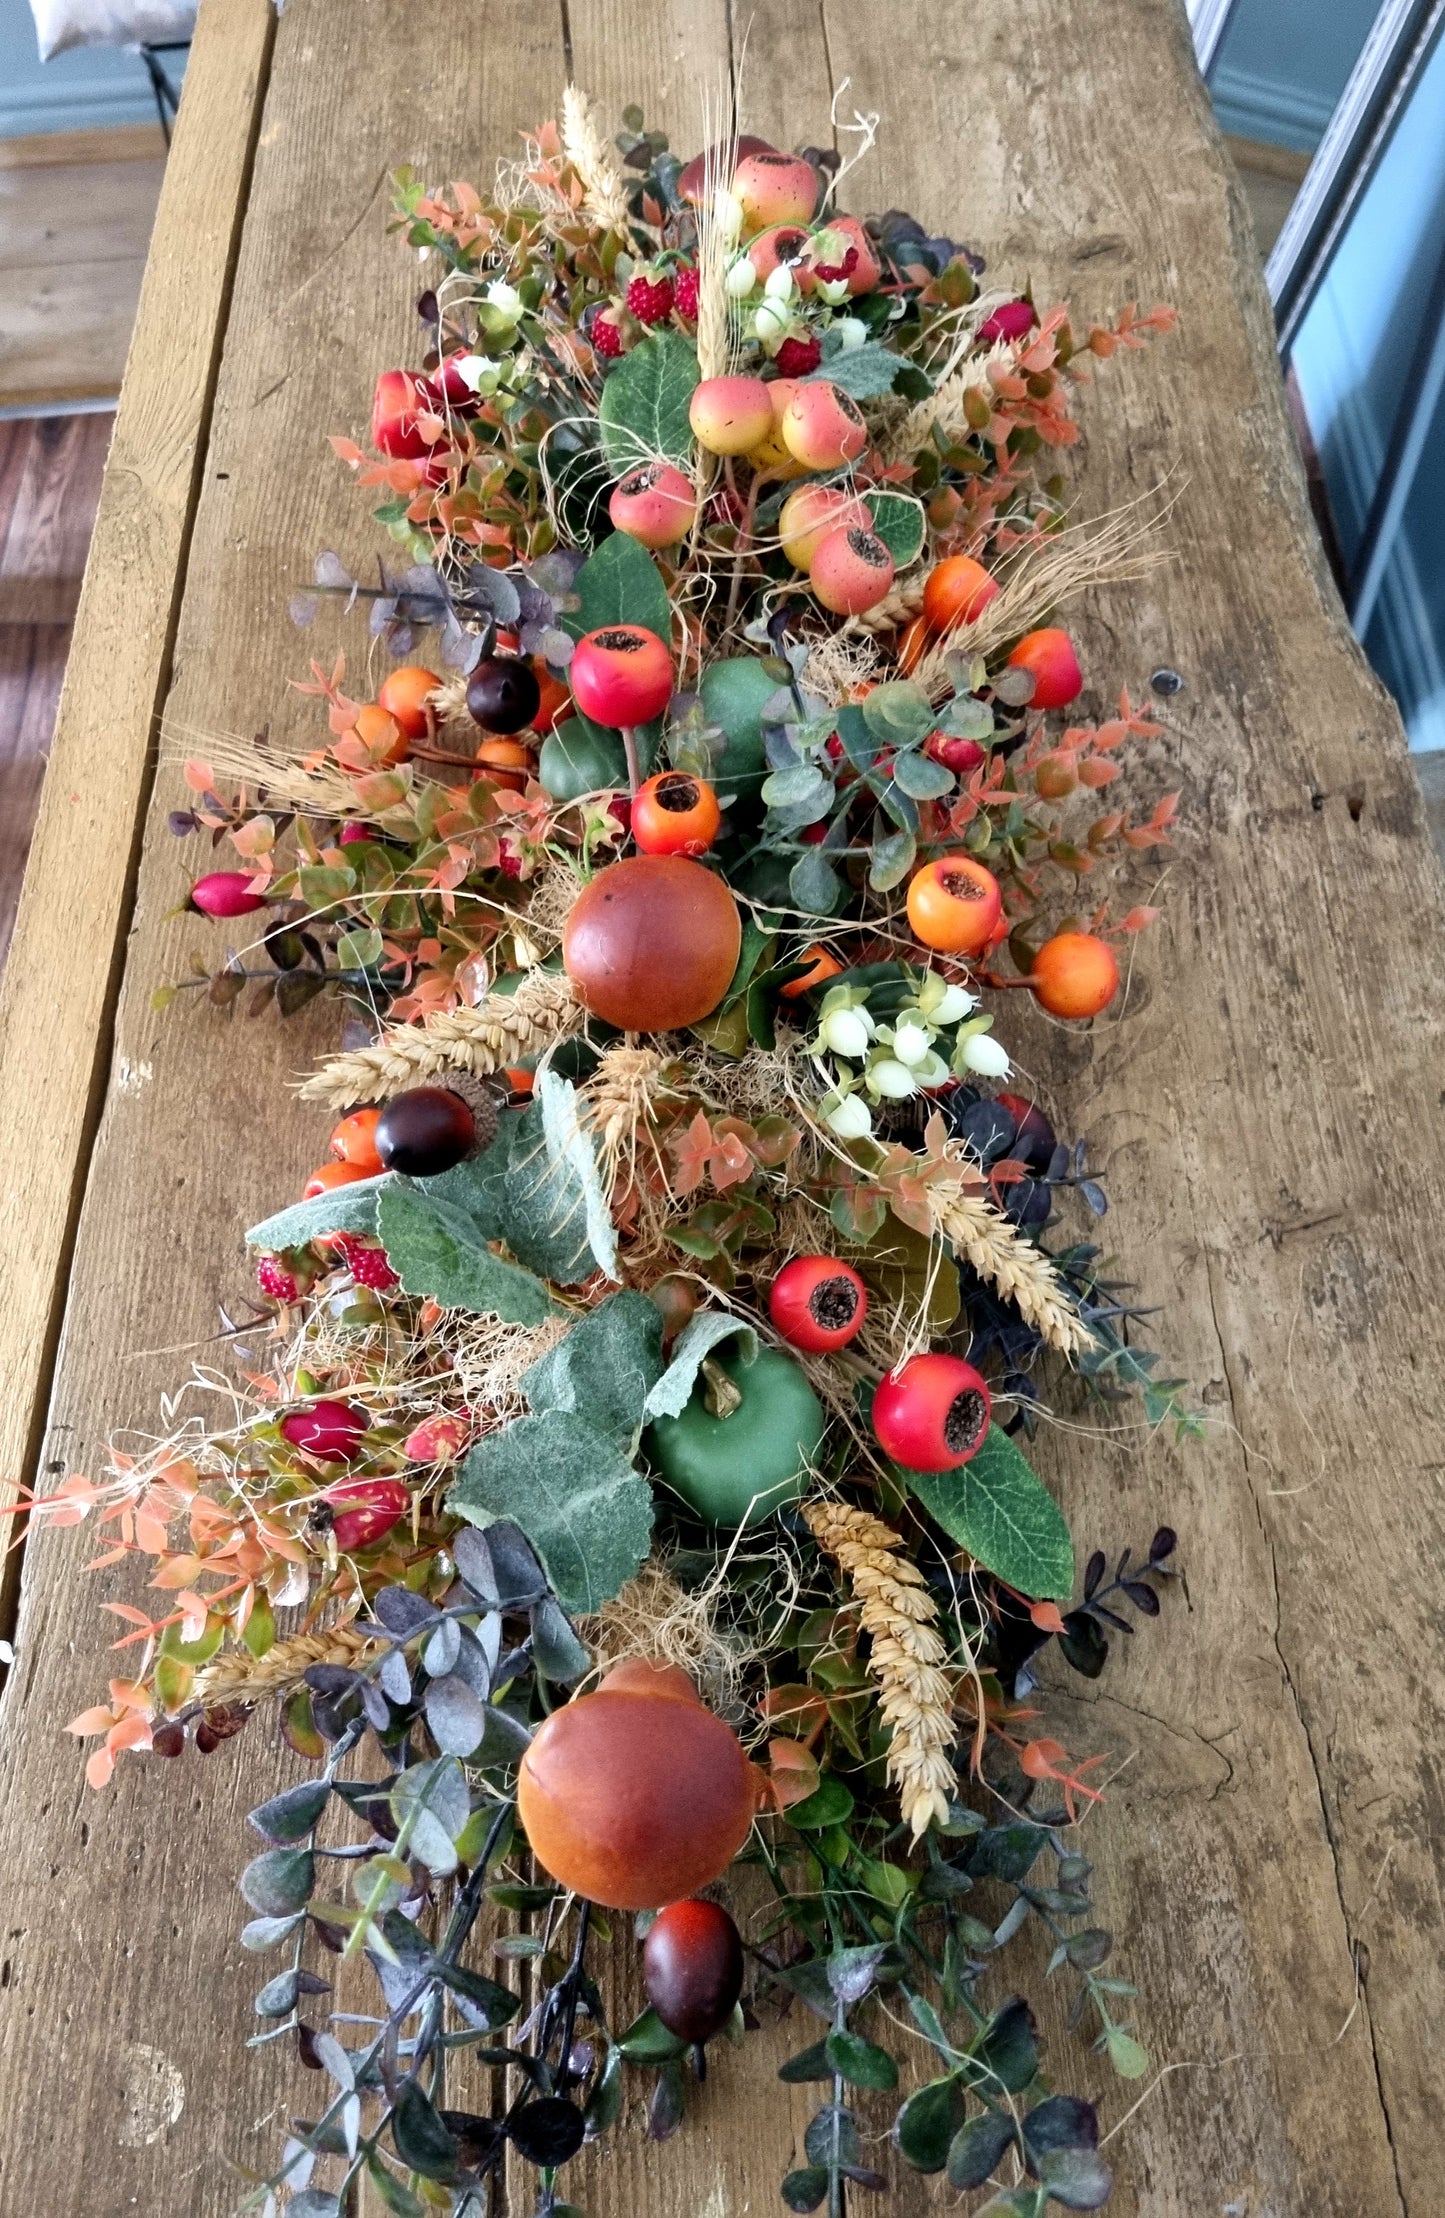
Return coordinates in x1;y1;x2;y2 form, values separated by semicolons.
563;531;671;642
536;1069;619;1280
246;1174;393;1252
906;1425;1074;1600
376;1180;553;1324
448;1411;654;1614
597;330;699;474
396;1102;595;1287
808;342;903;397
522;1291;664;1449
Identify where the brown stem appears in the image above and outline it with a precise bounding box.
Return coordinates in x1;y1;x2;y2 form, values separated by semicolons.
724;464;785;633
620;725;643;796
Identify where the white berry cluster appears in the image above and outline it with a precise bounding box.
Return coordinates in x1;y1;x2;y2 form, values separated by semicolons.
811;970;1010;1140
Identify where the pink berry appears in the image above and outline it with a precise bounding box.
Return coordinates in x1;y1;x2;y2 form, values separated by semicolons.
926;732;987;775
774;334;821;379
256;1255;299;1303
344;1240;399;1292
339;821;373;846
190;870;265;918
591;310;625;360
674;265;700;321
626;271;675;325
280;1401;368;1464
979;298;1037;346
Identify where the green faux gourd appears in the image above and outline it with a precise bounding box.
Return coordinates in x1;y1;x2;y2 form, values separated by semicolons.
646;1342;825;1529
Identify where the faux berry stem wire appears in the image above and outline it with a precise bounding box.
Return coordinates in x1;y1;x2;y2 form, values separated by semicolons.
620;725;643;795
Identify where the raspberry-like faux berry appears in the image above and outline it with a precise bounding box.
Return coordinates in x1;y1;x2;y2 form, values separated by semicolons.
673;264;700;321
256;1255;299;1303
591;309;625;359
775;334;822;378
344;1241;400;1291
626;270;676;324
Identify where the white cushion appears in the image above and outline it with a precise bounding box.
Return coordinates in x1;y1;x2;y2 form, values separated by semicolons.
29;0;197;61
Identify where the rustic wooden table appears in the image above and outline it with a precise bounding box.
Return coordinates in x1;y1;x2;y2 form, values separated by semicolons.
1;1;1441;2211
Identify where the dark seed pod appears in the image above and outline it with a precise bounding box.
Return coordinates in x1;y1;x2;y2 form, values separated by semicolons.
374;1086;476;1176
641;1898;744;2044
466;654;541;734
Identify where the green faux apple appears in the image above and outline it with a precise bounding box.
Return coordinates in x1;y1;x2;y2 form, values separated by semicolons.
646;1342;825;1529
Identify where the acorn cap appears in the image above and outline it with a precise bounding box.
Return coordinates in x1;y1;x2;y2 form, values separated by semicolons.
438;1071;503;1158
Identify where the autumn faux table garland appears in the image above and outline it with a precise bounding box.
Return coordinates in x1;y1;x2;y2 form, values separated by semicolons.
50;89;1194;2218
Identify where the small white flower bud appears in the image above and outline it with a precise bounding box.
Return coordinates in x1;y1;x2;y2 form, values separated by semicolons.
931;981;977;1026
725;255;758;299
713;188;744;244
826;1094;874;1140
763;262;796;300
891;1020;933;1068
869;1058;918;1100
752;297;791;344
834;315;869;350
819;1006;873;1060
961;1032;1011;1077
484;279;522;318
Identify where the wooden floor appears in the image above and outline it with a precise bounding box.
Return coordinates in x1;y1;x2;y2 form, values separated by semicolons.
0;412;110;967
0;123;166;410
5;5;1445;2213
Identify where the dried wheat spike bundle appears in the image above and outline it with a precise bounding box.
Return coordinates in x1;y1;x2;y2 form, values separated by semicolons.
930;1181;1092;1359
561;84;633;236
195;1621;378;1707
805;1500;957;1836
851;571;928;635
298;970;582;1112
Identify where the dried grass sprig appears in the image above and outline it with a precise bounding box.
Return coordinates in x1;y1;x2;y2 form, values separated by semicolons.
580;1558;754;1723
561;84;633;237
804;1500;957;1836
194;1621;378;1707
298;970;581;1110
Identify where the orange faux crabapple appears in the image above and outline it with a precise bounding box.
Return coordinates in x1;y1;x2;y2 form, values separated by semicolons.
377;664;441;738
778;483;870;572
689;375;774;456
732;148;818;232
922;554;999;634
1030;931;1119;1018
1008;627;1083;711
302;1160;370;1200
631;771;722;857
780;380;867;471
906;855;1003;956
747;379;805;474
351;702;408;765
779;943;843;1000
330;1107;384;1176
810;524;895;616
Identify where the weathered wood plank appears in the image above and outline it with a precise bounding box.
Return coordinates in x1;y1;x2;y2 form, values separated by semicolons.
1;3;1440;2214
0;0;274;1582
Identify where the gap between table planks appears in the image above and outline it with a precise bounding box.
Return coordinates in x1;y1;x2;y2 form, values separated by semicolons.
0;2;1442;2213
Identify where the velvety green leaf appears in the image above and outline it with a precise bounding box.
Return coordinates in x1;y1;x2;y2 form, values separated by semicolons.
376;1179;553;1324
523;1290;664;1447
642;1308;757;1421
240;1848;315;1917
617;2006;688;2062
442;1101;597;1282
536;1069;620;1279
892;749;955;801
777;2038;833;2083
807;342;902;397
564;530;672;642
1034;2148;1112;2209
947;2109;1016;2191
249;1778;330;1844
246;1174;392;1252
597;330;699;473
826;2030;899;2091
967;1822;1049;1885
790;846;845;917
970;1997;1039;2096
449;1411;653;1614
864;489;926;565
894;2075;967;2172
906;1424;1074;1599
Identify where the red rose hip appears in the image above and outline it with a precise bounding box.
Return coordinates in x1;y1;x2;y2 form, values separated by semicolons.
280;1400;369;1464
872;1353;991;1471
569;625;674;729
769;1256;868;1354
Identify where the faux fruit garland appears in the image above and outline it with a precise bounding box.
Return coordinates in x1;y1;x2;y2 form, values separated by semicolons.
52;91;1193;2218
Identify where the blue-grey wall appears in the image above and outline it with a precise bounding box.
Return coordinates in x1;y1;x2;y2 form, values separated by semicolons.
1212;0;1379;148
0;0;182;138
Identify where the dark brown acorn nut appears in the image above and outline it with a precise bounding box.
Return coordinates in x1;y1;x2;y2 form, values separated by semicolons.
466;654;541;734
374;1086;476;1177
641;1897;745;2044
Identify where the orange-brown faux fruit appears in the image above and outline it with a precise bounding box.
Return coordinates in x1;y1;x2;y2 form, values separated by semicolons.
563;855;741;1032
1030;931;1119;1018
517;1660;758;1909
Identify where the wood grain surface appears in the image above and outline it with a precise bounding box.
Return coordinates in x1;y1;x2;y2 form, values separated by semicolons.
0;3;1441;2214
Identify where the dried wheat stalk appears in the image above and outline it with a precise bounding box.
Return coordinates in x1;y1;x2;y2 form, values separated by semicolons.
930;1178;1092;1359
561;84;633;236
850;571;928;636
805;1500;957;1836
298;970;582;1110
195;1621;378;1707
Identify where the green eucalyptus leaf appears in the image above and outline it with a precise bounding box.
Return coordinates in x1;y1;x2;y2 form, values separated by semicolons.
597;330;699;473
906;1425;1074;1599
449;1411;653;1614
806;342;902;397
826;2029;899;2091
895;2075;967;2172
391;2082;459;2181
789;846;845;917
892;749;955;801
375;1180;553;1324
869;826;917;891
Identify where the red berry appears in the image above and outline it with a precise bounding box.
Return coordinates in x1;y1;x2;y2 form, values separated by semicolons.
343;1240;400;1291
570;625;674;729
674;265;700;321
280;1400;368;1464
872;1353;991;1472
626;270;676;324
319;1477;412;1552
257;1255;299;1303
591;310;625;359
641;1898;745;2044
371;368;437;459
774;334;822;378
978;298;1038;346
339;821;374;845
190;871;265;918
770;1256;867;1353
926;732;988;775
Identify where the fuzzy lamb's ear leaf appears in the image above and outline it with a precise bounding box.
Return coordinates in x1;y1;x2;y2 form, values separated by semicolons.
536;1068;620;1280
376;1179;554;1324
524;1289;665;1446
246;1174;393;1252
642;1308;758;1422
448;1410;654;1615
